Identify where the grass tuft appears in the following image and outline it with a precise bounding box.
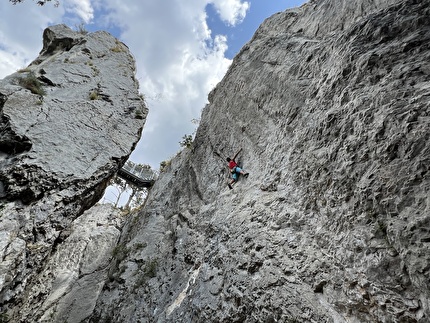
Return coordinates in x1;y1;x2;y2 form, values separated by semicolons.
18;72;46;96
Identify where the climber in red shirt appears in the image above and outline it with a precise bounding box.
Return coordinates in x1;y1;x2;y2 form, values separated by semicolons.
226;148;249;189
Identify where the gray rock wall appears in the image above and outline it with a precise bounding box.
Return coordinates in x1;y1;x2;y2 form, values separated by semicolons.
91;0;430;322
0;25;146;322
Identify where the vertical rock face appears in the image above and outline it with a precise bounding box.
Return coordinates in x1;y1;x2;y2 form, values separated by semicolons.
0;25;146;322
91;0;430;322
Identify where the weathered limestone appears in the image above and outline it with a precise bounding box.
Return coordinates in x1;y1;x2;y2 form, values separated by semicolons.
36;204;125;323
91;0;430;322
2;0;430;322
0;25;146;322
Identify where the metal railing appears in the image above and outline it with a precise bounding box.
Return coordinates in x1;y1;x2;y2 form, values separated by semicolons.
118;161;156;188
121;162;155;180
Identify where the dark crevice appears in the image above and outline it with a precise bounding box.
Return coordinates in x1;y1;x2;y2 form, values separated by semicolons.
38;75;55;86
0;115;32;155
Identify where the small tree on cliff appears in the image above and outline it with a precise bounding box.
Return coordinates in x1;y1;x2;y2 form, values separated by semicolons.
179;134;193;149
179;118;200;149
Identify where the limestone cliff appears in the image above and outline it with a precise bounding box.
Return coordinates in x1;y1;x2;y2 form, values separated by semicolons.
2;0;430;322
0;25;146;322
90;0;430;322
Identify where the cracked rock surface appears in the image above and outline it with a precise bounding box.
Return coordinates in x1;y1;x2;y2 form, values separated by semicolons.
0;24;146;322
90;0;430;322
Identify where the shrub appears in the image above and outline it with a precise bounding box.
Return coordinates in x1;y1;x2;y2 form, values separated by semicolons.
135;109;144;119
18;72;46;96
144;258;158;278
134;242;147;251
91;66;100;76
159;159;171;172
112;244;129;262
17;67;31;73
133;258;158;290
75;23;88;35
179;134;193;149
89;90;99;100
111;40;125;53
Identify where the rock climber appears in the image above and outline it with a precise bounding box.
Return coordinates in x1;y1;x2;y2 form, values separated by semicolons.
226;148;249;189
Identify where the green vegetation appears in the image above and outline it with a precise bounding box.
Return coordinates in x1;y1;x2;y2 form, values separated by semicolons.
179;118;199;149
135;109;144;119
134;94;146;119
159;159;171;172
85;60;99;75
134;242;147;251
179;134;193;149
112;243;129;262
75;22;88;35
18;72;46;96
90;65;99;76
144;258;158;278
133;258;158;290
108;243;130;283
111;40;125;53
89;90;100;100
17;67;31;73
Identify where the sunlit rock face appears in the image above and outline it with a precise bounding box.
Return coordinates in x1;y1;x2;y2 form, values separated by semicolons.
0;24;146;322
90;0;430;322
2;0;430;321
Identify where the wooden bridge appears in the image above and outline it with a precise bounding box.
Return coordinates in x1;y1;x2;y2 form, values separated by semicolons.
117;161;155;188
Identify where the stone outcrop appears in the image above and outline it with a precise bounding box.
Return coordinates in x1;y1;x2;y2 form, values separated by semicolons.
90;0;430;322
0;25;146;322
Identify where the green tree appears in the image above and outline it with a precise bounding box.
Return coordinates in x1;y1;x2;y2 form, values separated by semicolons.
178;117;200;149
179;134;193;149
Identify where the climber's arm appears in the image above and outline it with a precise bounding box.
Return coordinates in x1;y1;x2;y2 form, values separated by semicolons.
232;148;242;161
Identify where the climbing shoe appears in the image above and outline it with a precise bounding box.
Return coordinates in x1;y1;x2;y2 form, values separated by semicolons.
228;184;233;189
244;173;249;178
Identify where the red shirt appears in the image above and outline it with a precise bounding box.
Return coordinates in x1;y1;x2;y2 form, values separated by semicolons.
228;160;237;169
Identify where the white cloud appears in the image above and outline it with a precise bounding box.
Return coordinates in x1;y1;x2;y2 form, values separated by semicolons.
211;0;250;26
0;1;65;75
0;50;26;77
64;0;94;23
97;0;238;167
